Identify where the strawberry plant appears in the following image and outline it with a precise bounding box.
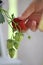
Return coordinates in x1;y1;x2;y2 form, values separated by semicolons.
0;5;31;58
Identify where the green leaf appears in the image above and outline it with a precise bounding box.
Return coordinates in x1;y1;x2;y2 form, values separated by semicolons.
0;12;5;24
11;14;14;19
9;48;15;58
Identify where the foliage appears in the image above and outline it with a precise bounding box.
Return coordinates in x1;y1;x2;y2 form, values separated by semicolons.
0;7;31;58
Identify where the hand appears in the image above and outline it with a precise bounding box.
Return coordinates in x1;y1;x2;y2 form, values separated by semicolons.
18;0;43;32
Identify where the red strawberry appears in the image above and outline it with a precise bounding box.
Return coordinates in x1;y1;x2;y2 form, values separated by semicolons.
19;21;27;31
12;18;21;30
12;21;17;30
12;18;27;32
13;18;22;23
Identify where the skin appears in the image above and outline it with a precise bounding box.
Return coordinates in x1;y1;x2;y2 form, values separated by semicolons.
19;0;43;20
18;0;43;32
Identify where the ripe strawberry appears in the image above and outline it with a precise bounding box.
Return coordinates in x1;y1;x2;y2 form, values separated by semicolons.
12;18;22;30
13;18;22;23
12;18;19;30
12;18;27;32
19;21;27;32
12;21;17;30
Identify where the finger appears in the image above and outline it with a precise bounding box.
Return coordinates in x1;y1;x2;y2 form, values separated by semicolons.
20;2;35;20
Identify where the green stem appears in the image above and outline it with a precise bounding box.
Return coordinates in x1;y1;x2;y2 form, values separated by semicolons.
0;7;22;33
8;21;13;29
0;7;11;19
12;20;21;32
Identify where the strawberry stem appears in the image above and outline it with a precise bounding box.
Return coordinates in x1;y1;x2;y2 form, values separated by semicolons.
0;7;11;19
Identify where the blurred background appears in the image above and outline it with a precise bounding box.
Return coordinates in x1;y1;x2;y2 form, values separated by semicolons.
0;0;43;65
